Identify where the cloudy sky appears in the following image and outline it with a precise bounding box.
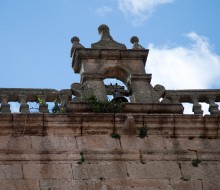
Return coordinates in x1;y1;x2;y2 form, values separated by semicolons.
0;0;220;112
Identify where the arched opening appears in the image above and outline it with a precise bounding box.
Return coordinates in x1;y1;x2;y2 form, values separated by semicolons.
103;67;130;102
103;78;130;102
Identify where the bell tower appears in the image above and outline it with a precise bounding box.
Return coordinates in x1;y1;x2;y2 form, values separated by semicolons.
69;24;183;114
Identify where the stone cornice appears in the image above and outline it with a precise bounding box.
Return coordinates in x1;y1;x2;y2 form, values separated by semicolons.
0;113;219;138
72;48;149;73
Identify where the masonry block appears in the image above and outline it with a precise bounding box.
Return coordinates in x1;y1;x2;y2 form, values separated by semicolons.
72;161;127;180
40;179;87;190
180;162;220;181
76;135;121;151
0;180;40;190
120;135;165;152
30;136;77;151
126;161;181;179
0;164;23;179
23;163;73;179
170;179;202;190
0;136;31;151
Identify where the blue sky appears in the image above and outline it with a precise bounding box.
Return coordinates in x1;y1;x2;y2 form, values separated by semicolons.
0;0;220;92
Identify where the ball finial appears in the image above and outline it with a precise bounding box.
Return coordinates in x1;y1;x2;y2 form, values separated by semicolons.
71;36;80;44
130;36;139;44
98;24;110;35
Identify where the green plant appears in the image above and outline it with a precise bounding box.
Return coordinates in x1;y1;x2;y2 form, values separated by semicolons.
37;97;45;105
52;99;66;113
77;152;85;165
84;95;122;113
139;126;148;138
111;133;120;139
192;159;201;167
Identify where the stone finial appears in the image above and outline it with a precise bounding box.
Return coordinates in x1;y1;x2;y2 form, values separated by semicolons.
130;36;145;50
98;24;110;35
91;24;126;49
70;36;84;57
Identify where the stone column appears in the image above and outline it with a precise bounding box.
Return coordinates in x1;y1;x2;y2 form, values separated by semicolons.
81;73;107;102
129;74;154;103
0;95;11;113
18;95;29;113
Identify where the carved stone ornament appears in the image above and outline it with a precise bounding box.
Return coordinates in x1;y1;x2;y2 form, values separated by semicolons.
70;36;85;57
130;36;145;50
91;24;127;49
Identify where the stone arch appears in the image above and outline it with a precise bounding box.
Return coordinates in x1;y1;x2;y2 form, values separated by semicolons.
102;66;130;86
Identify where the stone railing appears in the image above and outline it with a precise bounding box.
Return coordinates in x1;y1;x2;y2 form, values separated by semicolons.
0;88;72;113
163;89;220;115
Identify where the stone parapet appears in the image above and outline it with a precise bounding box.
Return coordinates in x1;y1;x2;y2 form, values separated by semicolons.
0;88;72;113
164;89;220;115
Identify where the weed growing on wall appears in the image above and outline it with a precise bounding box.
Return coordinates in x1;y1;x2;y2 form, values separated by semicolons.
84;95;122;113
139;126;148;138
192;159;201;167
77;152;85;165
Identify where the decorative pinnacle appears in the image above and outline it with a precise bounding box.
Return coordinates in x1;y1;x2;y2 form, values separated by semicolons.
91;24;126;49
71;36;80;44
130;36;145;50
130;36;139;44
70;36;84;57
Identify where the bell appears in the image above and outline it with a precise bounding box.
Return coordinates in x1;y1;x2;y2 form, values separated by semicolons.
111;96;128;103
111;87;128;103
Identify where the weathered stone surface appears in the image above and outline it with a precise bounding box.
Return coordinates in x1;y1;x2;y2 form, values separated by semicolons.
0;164;23;179
104;179;172;190
170;179;202;190
76;135;121;151
40;179;87;190
120;136;164;152
126;161;181;179
0;113;220;189
0;180;40;190
180;162;220;180
23;163;73;179
31;136;77;151
0;136;31;151
0;114;12;135
72;162;127;180
203;179;220;190
163;137;220;151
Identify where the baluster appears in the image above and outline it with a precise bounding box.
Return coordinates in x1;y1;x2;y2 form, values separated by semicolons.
18;95;29;113
60;94;69;106
0;95;11;113
207;96;219;115
191;96;203;115
38;95;49;113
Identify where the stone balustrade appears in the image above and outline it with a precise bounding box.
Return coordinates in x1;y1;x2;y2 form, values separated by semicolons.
1;88;220;115
0;88;72;113
163;89;220;115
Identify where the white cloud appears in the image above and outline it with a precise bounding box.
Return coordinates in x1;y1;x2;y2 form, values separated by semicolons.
146;33;220;114
118;0;174;25
146;32;220;89
95;6;113;17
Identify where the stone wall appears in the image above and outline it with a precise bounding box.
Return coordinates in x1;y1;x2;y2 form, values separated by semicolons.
0;113;220;190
